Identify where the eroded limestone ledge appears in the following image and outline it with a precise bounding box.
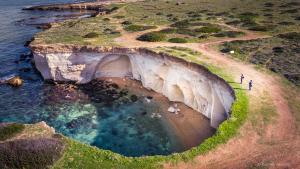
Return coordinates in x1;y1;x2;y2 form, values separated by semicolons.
31;45;235;128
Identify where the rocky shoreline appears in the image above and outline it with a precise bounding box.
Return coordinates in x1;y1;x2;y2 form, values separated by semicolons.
23;0;122;11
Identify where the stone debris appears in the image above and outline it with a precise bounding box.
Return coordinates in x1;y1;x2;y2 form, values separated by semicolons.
145;97;151;103
168;103;180;114
151;113;162;118
65;94;71;99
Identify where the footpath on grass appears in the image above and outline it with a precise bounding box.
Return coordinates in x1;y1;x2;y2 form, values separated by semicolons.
114;23;299;168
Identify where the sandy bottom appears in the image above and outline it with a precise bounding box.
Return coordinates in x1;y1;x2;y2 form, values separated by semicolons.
103;77;215;150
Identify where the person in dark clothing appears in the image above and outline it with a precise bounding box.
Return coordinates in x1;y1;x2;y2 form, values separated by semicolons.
240;74;244;84
249;80;253;91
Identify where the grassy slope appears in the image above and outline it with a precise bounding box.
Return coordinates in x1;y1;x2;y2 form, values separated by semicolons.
52;47;248;169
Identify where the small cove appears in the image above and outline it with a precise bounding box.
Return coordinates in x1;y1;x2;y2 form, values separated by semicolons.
0;0;215;157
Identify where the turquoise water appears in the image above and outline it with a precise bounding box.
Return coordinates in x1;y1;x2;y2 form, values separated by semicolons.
36;80;182;156
0;0;197;157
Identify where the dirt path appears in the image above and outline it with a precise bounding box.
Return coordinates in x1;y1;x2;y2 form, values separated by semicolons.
114;24;300;168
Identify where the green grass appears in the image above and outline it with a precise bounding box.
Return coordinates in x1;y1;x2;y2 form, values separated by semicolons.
0;137;65;169
51;47;249;169
281;79;300;133
124;24;157;32
33;17;121;46
0;123;25;141
168;37;188;43
248;92;277;136
137;32;166;42
194;26;221;33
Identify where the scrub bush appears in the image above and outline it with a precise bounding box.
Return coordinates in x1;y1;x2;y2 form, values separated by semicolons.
137;32;166;42
0;124;25;141
83;32;99;38
168;38;188;43
0;138;65;169
194;26;221;33
124;25;157;32
213;31;245;38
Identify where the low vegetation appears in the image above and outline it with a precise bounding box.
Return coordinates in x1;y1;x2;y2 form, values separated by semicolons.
213;31;245;38
220;32;300;86
0;123;25;141
33;17;121;46
124;24;157;32
35;0;300;46
0;137;65;169
83;32;99;38
168;38;188;43
137;32;166;42
194;26;221;33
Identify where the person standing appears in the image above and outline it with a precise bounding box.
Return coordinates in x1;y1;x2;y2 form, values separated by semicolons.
249;80;253;91
240;74;245;84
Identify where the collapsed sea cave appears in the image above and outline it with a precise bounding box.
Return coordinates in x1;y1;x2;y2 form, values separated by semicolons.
31;46;235;157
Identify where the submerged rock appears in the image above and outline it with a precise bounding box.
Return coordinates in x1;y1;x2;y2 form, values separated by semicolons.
130;95;138;102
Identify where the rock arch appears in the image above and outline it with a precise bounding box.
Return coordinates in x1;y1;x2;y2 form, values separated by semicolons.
94;54;132;78
168;84;185;102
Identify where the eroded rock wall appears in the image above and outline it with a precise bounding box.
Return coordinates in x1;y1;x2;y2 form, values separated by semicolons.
33;47;235;128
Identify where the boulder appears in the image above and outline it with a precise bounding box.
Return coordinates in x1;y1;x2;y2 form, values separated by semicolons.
7;76;23;87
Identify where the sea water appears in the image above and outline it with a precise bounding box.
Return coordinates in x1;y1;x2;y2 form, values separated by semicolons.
0;0;214;157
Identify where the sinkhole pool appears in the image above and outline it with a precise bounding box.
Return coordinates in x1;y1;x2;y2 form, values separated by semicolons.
0;0;215;157
1;77;215;157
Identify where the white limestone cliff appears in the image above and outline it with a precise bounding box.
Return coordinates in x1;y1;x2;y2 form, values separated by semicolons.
32;46;235;128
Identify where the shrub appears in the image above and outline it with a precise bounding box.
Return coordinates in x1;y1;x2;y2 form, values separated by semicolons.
0;124;25;141
264;2;274;7
124;25;157;32
189;22;214;27
238;12;258;27
214;31;245;38
248;25;269;32
272;47;284;53
0;138;65;169
113;15;125;19
110;6;119;11
168;38;188;43
137;32;166;42
103;18;110;21
220;48;231;53
159;28;177;34
194;26;221;33
277;21;295;25
226;20;241;25
121;21;132;25
281;9;298;14
198;34;208;39
278;32;300;41
176;28;198;36
171;20;190;28
83;32;99;38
